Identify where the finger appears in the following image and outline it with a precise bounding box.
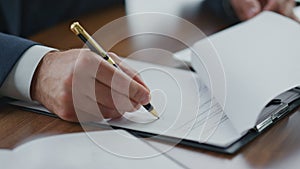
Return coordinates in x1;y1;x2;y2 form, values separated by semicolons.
98;105;125;119
95;59;150;105
74;97;127;120
73;94;126;121
264;0;297;19
291;13;300;23
56;97;104;122
281;0;297;17
52;97;78;122
283;0;295;16
77;101;128;119
56;108;79;122
258;0;268;7
231;0;261;20
95;80;141;112
263;0;281;11
108;52;149;90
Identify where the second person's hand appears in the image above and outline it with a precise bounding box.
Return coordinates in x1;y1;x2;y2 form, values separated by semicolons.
230;0;299;22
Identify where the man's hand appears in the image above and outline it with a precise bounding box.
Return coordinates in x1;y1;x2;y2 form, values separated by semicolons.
230;0;299;21
31;49;150;122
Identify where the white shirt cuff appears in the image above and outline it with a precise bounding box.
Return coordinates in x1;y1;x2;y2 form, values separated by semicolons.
0;45;57;101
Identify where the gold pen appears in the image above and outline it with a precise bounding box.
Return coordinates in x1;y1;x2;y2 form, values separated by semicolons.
70;22;159;119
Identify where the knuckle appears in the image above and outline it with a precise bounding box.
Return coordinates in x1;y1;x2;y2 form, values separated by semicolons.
78;53;92;66
127;102;140;112
102;109;122;119
133;103;141;111
77;50;100;67
111;110;124;119
131;84;143;100
131;84;149;104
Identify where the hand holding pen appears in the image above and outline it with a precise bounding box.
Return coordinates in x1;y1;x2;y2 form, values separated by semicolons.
31;24;158;122
70;22;159;119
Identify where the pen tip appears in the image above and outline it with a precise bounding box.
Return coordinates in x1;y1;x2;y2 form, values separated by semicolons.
150;109;159;119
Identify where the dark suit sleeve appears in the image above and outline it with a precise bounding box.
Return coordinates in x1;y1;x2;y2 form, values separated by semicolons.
0;32;37;86
203;0;240;23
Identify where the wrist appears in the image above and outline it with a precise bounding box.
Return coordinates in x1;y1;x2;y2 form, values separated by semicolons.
31;50;58;103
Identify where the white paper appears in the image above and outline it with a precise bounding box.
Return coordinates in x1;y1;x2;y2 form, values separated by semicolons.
0;130;183;169
191;12;300;134
101;59;241;147
10;101;50;113
173;48;192;67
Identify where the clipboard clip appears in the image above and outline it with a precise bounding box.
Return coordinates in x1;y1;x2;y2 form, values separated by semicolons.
255;101;289;132
255;87;300;132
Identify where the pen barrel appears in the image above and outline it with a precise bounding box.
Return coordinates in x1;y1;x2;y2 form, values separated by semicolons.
143;104;153;111
71;22;110;58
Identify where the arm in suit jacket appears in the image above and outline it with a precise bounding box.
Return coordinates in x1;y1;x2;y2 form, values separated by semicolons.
0;33;37;86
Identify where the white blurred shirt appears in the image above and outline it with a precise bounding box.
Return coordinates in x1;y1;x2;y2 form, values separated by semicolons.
0;45;56;101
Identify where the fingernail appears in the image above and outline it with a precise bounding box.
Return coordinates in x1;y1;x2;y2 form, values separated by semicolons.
247;7;259;18
140;94;150;105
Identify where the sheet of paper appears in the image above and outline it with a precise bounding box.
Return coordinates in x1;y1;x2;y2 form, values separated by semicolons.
173;48;192;67
191;12;300;134
0;130;184;169
10;101;50;114
100;59;242;147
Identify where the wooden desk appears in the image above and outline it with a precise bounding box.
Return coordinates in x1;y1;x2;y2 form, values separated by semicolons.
1;3;300;169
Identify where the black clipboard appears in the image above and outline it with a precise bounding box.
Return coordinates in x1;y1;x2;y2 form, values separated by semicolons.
88;88;300;154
